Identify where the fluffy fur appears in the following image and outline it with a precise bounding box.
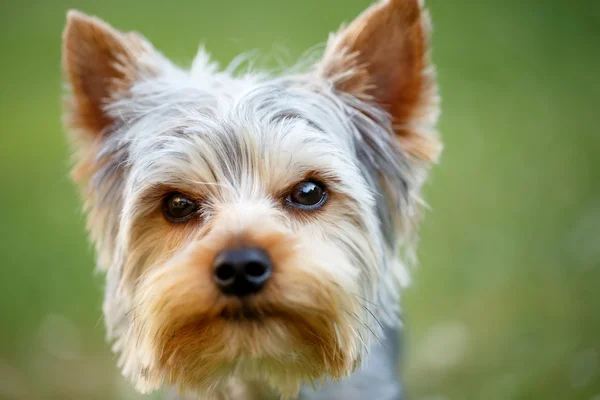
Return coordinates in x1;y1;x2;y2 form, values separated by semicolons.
61;0;441;398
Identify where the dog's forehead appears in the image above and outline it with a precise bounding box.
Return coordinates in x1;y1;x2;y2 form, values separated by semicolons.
122;80;362;198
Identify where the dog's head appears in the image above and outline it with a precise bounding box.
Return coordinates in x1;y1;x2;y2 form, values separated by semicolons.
61;0;440;397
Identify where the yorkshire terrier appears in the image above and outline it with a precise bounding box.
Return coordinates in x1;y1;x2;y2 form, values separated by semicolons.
61;0;441;398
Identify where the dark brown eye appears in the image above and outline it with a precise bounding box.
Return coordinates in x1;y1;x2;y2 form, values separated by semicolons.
286;180;327;210
163;193;198;222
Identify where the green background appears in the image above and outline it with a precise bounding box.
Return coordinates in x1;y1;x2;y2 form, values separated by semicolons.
0;1;599;399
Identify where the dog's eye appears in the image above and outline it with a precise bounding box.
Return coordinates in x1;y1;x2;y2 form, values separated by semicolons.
286;181;327;210
163;193;198;222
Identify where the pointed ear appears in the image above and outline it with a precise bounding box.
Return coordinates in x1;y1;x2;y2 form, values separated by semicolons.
319;0;441;163
62;10;159;138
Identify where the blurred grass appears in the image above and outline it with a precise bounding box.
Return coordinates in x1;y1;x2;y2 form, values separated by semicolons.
0;0;599;399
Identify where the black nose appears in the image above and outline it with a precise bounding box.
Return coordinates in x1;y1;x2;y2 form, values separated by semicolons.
212;247;272;297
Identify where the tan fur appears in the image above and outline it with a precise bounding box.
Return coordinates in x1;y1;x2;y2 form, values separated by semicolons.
127;207;362;398
319;0;441;162
62;10;154;137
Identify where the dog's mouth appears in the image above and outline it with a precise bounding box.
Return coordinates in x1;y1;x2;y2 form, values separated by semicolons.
217;300;287;322
219;306;263;321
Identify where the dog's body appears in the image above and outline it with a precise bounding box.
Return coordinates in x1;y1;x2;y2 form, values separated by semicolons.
61;1;440;399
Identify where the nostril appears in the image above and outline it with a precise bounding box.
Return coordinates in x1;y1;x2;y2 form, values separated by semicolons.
215;263;235;282
245;261;267;278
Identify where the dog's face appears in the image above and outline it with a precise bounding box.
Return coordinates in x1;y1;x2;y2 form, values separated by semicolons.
61;0;440;397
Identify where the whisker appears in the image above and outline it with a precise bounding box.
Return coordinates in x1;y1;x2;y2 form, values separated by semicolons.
344;309;386;349
349;292;379;307
94;313;104;329
360;303;384;332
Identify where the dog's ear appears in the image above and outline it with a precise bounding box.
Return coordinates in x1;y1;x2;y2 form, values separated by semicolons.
62;10;160;138
319;0;440;163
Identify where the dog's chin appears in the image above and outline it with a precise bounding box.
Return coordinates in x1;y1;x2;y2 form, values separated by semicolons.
128;253;365;397
135;304;359;398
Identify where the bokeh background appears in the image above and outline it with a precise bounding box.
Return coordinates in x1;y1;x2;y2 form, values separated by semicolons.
1;0;599;399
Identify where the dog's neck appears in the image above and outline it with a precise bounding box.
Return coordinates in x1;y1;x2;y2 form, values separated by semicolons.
167;326;403;400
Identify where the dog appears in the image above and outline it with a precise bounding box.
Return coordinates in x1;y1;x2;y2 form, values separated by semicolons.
61;0;441;398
